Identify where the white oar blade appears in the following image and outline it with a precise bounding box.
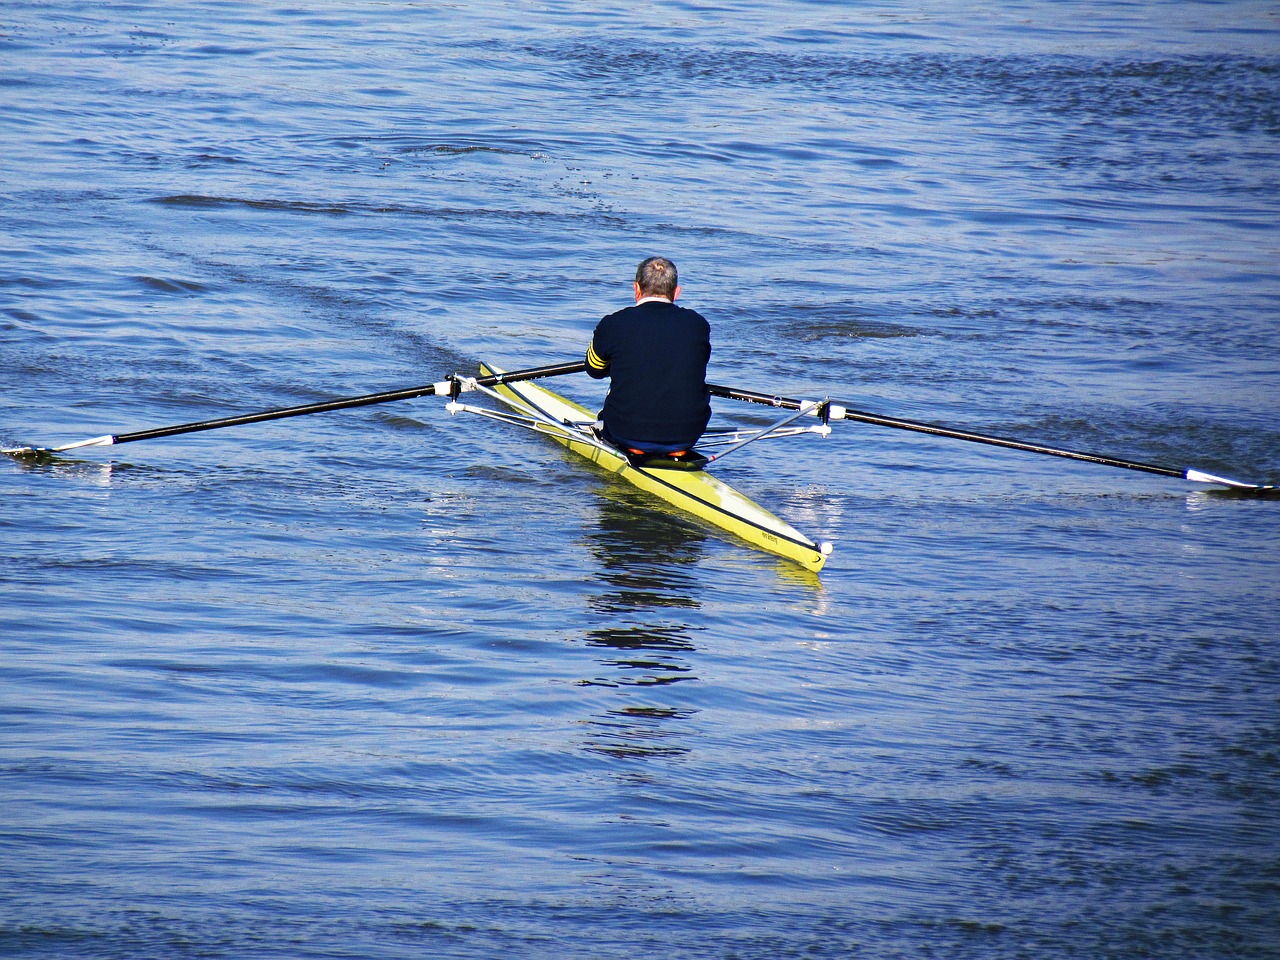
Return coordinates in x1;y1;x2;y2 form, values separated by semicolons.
4;435;116;457
56;435;117;452
1184;468;1268;490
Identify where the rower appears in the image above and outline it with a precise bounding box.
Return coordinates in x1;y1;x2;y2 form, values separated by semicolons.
585;256;712;462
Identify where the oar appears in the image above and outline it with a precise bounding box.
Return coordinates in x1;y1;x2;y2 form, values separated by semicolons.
4;361;586;458
708;383;1274;492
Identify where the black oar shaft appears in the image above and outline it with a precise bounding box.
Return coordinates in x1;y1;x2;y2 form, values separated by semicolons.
6;361;586;454
114;384;440;444
112;360;585;445
708;383;1187;480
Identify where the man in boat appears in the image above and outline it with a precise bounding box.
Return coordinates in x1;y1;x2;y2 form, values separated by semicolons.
585;256;712;457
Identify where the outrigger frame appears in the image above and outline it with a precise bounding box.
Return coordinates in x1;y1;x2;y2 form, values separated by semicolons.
440;374;836;465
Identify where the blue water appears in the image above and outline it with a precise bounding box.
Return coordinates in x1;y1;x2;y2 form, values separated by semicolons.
3;3;1279;958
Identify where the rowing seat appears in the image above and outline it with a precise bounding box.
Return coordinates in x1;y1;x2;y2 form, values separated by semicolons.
587;422;708;470
621;448;709;471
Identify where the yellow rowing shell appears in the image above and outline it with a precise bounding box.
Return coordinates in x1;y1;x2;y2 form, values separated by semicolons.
482;363;830;572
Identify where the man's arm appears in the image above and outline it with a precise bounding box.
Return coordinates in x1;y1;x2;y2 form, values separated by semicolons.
586;338;610;379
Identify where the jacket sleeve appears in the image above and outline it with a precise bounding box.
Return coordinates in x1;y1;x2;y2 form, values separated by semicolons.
585;336;610;379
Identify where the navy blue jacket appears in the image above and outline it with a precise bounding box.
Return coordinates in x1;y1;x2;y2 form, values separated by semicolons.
586;299;711;447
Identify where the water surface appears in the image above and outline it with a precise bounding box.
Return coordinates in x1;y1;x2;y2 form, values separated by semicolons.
2;3;1278;958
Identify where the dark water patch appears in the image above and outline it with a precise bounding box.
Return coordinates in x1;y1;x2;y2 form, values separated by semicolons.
150;194;356;215
518;40;901;93
368;411;431;431
522;40;1277;123
148;192;619;229
188;44;264;58
777;305;922;343
183;152;245;167
0;923;107;958
1005;56;1280;134
0;274;63;291
395;142;529;158
130;275;209;294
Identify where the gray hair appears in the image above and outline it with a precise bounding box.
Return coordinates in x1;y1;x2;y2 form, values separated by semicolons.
635;256;679;299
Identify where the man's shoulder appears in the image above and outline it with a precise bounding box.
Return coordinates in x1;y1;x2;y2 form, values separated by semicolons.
601;301;707;323
598;303;638;325
669;302;710;333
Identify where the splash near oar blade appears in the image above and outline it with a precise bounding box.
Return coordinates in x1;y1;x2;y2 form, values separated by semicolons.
3;435;117;458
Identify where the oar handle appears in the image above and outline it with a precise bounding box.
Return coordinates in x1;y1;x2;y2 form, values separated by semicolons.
708;383;1270;491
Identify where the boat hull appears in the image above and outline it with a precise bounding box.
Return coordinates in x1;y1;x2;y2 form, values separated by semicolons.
482;364;829;572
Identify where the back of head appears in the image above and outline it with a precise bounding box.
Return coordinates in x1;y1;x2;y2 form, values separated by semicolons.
635;256;679;299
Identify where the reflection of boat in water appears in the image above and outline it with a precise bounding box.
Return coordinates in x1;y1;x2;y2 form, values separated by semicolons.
577;498;704;760
582;705;697;761
579;620;701;759
590;488;709;564
581;624;698;691
585;496;706;610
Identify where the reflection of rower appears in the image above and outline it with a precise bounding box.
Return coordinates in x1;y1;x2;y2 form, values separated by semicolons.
586;256;712;459
586;493;707;592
